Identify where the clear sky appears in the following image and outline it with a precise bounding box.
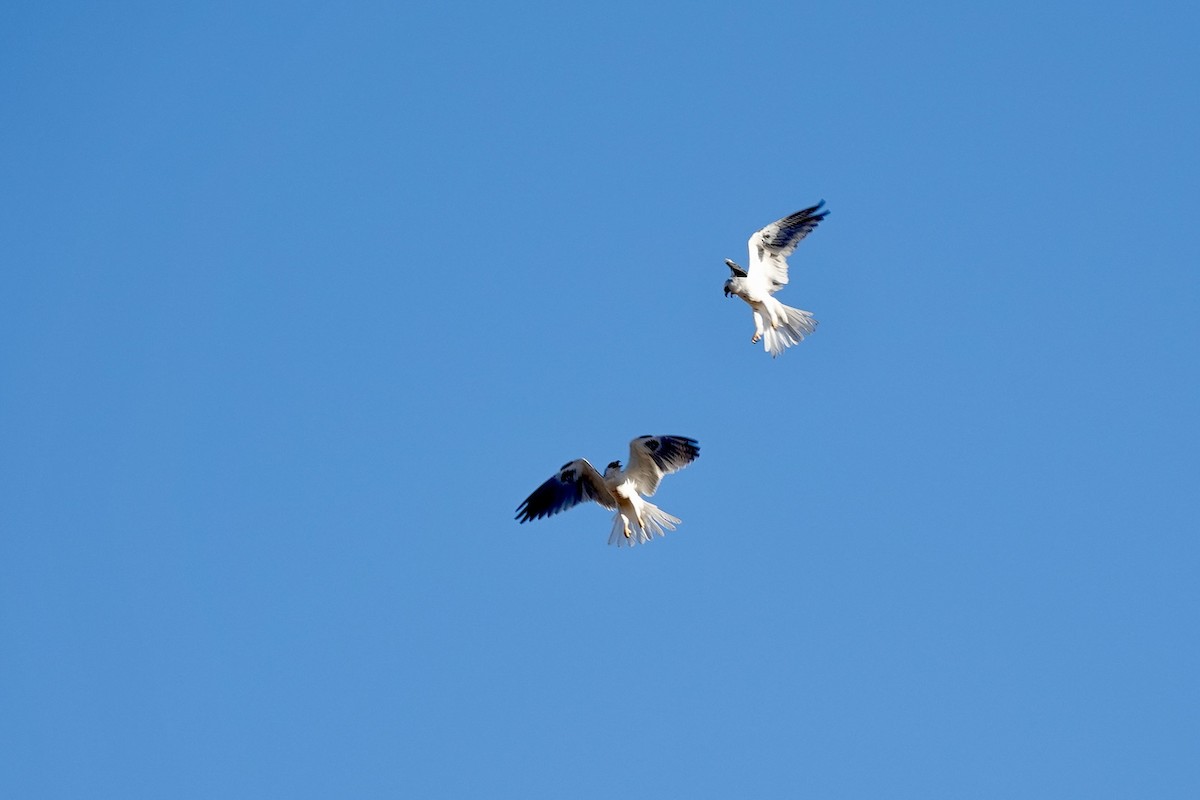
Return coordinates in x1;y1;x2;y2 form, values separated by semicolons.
2;1;1198;797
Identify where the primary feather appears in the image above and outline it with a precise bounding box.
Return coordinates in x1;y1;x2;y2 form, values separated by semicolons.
514;459;614;523
625;435;701;496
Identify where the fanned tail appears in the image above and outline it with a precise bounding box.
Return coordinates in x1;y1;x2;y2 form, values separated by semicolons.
762;302;818;357
607;502;681;548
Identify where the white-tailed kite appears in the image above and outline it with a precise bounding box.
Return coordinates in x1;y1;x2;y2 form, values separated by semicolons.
723;201;829;357
515;435;700;547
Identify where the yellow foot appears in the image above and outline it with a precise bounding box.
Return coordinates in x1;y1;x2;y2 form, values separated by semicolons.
751;333;761;343
623;525;632;539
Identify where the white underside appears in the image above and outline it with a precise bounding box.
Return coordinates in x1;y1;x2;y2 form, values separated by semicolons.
607;500;681;547
754;296;817;357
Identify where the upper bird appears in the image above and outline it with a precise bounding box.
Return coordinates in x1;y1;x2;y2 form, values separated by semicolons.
723;201;829;357
515;435;700;547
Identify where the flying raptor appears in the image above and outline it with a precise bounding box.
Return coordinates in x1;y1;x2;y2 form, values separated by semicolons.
723;201;829;357
515;436;700;547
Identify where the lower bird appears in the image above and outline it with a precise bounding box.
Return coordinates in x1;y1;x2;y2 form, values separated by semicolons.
515;435;700;547
723;201;829;357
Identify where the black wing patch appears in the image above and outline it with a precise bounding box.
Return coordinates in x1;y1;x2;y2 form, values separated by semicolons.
725;258;748;278
763;201;828;251
638;436;700;473
515;462;605;523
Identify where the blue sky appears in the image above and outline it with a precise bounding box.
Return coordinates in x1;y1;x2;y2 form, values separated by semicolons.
2;1;1198;797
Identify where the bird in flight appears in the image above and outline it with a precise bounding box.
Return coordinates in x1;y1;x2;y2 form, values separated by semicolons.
515;436;700;547
723;201;829;357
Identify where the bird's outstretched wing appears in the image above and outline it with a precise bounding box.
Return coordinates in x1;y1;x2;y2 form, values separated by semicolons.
624;436;700;497
746;201;828;293
515;458;615;523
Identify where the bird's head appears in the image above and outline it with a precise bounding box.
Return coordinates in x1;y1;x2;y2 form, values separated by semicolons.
724;259;747;297
605;460;622;476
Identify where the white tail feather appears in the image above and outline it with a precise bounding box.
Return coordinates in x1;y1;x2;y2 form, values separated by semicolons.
762;302;818;357
607;501;681;548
